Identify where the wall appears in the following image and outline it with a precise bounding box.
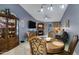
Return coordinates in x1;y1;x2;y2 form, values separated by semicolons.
61;4;79;54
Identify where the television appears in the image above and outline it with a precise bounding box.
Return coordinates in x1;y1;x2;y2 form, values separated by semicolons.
28;21;36;28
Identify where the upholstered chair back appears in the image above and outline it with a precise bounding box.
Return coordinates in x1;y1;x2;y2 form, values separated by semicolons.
48;31;55;38
29;36;47;55
68;35;78;54
28;32;36;41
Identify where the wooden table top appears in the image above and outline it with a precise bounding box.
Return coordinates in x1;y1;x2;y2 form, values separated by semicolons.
47;40;64;48
46;39;65;54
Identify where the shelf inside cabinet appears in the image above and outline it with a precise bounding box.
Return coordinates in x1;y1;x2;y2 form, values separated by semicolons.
8;30;15;33
8;35;16;38
8;28;15;31
0;17;7;23
8;19;15;23
8;25;15;28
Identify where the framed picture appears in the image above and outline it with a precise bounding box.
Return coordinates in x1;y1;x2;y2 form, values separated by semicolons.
64;19;70;27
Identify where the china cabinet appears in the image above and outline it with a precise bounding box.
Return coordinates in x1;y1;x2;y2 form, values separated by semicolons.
0;10;19;54
37;23;44;35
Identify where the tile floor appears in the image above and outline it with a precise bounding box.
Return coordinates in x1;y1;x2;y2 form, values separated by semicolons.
2;41;76;55
2;41;31;55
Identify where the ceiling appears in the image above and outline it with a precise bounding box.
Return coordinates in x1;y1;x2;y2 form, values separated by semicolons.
20;4;68;22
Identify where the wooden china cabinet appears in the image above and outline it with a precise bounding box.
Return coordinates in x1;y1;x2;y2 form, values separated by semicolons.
0;10;19;54
37;23;44;35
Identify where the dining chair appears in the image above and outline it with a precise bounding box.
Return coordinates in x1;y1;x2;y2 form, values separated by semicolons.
28;32;36;41
58;35;79;55
48;31;55;38
29;36;47;55
47;35;78;55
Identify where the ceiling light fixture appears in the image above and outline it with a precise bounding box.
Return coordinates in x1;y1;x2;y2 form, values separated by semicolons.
44;15;48;20
47;4;53;11
40;5;43;12
38;4;66;20
60;5;65;9
45;17;48;20
47;7;50;10
50;4;53;11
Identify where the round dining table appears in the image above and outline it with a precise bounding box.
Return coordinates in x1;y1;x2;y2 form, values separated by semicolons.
46;38;65;54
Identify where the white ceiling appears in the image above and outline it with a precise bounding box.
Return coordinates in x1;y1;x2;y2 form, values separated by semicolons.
20;4;68;22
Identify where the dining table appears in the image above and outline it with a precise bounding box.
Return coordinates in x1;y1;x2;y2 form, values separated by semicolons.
45;37;65;54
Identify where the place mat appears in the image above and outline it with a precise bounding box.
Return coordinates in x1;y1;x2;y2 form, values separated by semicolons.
52;41;64;47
